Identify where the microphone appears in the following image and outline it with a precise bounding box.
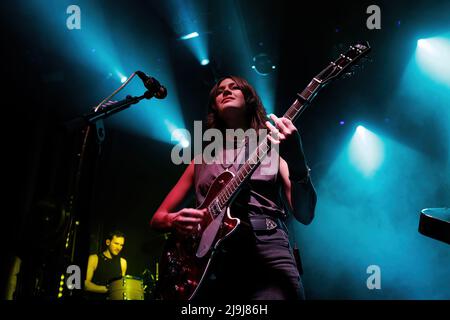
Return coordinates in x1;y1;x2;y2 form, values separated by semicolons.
135;71;167;99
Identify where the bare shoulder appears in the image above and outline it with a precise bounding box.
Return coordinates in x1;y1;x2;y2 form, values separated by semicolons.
88;254;98;262
87;254;99;269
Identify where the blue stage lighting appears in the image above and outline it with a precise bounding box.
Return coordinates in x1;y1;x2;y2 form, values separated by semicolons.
166;120;190;148
27;0;188;147
348;125;384;176
116;71;128;83
200;58;210;66
161;1;208;67
180;139;190;148
416;35;450;87
180;32;199;40
417;39;428;49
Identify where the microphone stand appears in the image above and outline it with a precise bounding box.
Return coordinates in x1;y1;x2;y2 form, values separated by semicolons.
60;89;155;298
65;90;154;129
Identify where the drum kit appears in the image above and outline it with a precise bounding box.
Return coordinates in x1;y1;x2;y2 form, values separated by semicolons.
107;236;165;300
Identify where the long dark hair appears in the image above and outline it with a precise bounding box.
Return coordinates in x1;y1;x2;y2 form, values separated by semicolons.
206;76;268;131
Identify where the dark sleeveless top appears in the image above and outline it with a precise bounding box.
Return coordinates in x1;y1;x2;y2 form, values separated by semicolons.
194;139;286;220
91;252;122;286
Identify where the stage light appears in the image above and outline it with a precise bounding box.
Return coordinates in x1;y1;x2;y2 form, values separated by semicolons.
27;1;129;84
27;0;189;154
181;139;190;148
348;125;384;176
417;39;429;50
162;2;209;67
200;58;209;66
252;53;276;76
116;71;128;83
165;120;190;148
339;120;345;125
180;32;199;40
416;35;450;87
172;130;190;149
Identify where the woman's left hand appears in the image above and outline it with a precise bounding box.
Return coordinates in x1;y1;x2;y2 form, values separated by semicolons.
265;114;308;177
265;114;300;150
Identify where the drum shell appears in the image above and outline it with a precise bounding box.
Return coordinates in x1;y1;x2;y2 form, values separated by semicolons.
108;276;144;300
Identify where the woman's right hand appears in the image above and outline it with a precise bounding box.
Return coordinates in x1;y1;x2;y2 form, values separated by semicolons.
170;208;207;235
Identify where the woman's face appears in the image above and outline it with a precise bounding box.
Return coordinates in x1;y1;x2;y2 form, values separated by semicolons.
214;78;246;113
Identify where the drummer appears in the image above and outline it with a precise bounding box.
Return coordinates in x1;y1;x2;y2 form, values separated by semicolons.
84;230;127;299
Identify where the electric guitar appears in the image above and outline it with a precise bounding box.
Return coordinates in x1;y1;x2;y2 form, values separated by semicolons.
157;42;372;300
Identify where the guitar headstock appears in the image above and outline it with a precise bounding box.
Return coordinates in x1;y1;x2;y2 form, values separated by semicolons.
316;42;371;85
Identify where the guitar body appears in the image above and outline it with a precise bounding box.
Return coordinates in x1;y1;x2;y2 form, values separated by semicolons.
157;170;240;300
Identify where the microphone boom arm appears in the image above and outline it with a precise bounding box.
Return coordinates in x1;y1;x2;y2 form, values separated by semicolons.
65;90;154;129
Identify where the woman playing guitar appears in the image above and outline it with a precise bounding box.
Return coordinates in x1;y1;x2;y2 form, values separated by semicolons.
150;76;317;300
